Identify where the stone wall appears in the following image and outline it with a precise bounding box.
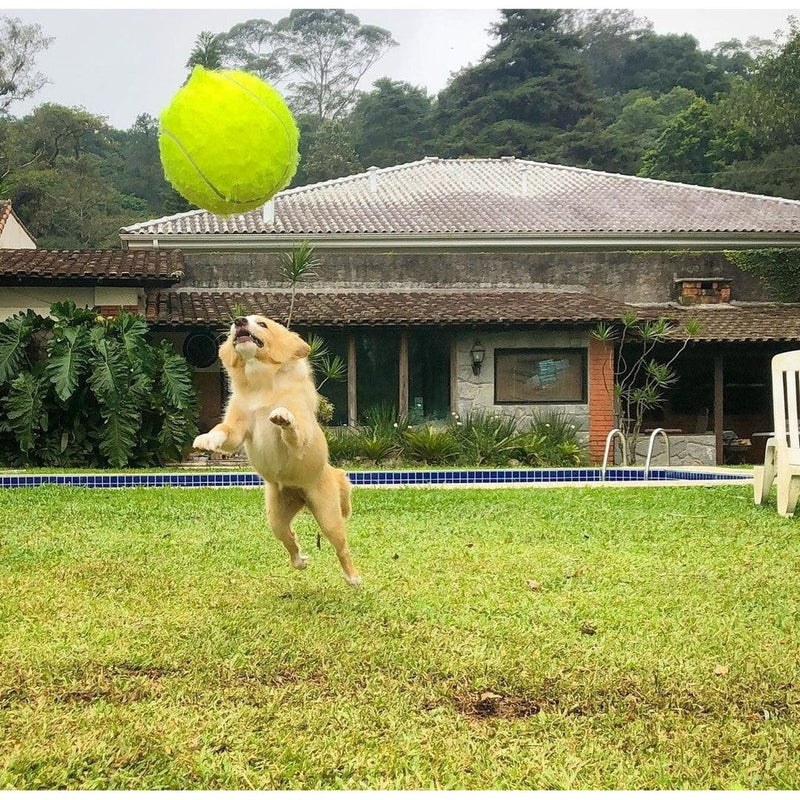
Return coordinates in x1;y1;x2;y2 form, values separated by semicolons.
453;329;591;435
618;434;717;467
180;249;773;304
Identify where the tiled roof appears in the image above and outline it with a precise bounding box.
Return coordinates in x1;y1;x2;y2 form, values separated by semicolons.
642;303;800;342
0;201;11;236
0;249;184;284
120;157;800;238
146;289;628;327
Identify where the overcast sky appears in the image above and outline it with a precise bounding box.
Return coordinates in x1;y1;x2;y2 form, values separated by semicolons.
5;5;800;130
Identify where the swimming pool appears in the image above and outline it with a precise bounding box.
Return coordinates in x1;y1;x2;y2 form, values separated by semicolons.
0;467;752;489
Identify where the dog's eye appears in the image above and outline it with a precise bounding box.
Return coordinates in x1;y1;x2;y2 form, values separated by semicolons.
256;321;268;328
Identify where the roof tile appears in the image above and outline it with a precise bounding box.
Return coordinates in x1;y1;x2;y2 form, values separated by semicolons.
146;289;627;327
121;158;800;238
0;249;185;283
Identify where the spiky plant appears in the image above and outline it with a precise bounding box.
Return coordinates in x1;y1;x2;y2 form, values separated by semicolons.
278;240;320;328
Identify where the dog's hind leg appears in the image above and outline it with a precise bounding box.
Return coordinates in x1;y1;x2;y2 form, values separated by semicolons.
305;471;361;587
265;483;309;570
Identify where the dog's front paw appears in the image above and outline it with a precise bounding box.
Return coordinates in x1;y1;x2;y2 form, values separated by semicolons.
193;430;227;452
269;407;296;428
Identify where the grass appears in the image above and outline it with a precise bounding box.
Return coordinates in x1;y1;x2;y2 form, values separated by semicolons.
0;483;799;789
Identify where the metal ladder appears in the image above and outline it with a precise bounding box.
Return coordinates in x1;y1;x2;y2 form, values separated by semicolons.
601;428;628;480
644;428;671;479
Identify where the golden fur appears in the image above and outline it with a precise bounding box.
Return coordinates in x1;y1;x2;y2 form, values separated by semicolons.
192;314;359;586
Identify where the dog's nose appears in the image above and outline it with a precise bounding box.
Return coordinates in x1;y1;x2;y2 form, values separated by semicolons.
233;317;248;327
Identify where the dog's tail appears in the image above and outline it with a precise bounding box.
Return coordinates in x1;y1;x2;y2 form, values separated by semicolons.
335;468;352;519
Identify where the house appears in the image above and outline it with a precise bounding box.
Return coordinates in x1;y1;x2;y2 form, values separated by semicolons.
0;201;36;249
116;157;800;465
0;247;183;328
5;159;800;465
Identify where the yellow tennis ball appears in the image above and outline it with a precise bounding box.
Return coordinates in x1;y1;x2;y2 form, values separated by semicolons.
158;65;299;215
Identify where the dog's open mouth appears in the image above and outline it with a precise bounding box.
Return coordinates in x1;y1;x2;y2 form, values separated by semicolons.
234;329;264;347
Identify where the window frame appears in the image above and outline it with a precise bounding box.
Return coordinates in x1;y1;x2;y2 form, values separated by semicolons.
493;347;588;405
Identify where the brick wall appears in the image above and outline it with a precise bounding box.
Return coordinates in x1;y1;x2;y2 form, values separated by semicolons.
677;279;731;305
588;337;615;464
96;305;139;317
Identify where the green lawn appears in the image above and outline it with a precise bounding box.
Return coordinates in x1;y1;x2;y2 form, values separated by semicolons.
1;484;799;789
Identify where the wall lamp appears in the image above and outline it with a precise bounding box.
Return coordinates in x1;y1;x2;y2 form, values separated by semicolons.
470;340;486;376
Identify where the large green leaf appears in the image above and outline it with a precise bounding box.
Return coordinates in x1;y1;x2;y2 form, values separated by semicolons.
50;300;97;326
157;342;196;411
3;372;47;452
157;409;195;462
98;402;140;468
88;338;130;405
46;327;89;402
114;309;151;365
0;316;34;385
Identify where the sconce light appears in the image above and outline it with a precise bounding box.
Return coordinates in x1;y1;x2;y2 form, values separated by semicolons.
470;340;486;376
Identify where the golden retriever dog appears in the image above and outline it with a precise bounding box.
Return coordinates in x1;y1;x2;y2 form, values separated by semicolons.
192;314;360;587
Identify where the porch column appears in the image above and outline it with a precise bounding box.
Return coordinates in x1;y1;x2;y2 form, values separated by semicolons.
588;337;615;464
347;334;357;426
399;330;409;418
450;333;458;418
714;353;724;465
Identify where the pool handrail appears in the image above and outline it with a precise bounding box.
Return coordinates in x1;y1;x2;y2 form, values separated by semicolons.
644;428;671;479
601;428;628;480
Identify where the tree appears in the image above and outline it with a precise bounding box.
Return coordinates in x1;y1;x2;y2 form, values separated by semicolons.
0;16;52;115
351;78;434;167
593;314;699;463
112;113;189;214
302;118;361;184
186;31;225;72
273;9;397;119
0;303;198;468
639;98;720;185
434;9;598;159
2;104;137;247
219;18;283;82
567;9;653;95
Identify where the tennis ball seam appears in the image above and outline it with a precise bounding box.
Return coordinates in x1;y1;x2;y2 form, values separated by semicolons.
160;128;232;205
218;72;295;144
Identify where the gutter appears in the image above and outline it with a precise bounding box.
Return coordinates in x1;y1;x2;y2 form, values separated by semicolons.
119;232;800;253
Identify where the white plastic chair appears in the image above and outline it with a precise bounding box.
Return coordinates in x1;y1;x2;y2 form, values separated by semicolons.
754;350;800;516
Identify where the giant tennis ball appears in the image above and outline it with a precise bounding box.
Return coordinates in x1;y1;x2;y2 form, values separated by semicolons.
158;65;299;215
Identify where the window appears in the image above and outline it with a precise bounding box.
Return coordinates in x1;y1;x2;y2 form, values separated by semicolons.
408;331;450;421
357;330;400;420
495;348;587;404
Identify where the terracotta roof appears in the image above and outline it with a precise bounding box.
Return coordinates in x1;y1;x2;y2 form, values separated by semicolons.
120;157;800;239
146;289;628;328
0;249;184;284
0;201;11;236
641;303;800;342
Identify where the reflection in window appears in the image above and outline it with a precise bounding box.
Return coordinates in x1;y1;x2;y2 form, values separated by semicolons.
409;331;450;422
495;349;587;404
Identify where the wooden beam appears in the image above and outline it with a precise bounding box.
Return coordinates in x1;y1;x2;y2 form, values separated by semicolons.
450;332;459;418
399;329;409;418
348;334;357;426
714;352;724;465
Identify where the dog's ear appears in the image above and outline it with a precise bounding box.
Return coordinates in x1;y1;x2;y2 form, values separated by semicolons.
267;321;311;364
218;335;242;370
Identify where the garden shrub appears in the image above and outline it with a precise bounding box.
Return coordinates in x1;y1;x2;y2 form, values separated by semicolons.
0;302;198;468
402;424;459;465
324;406;588;468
